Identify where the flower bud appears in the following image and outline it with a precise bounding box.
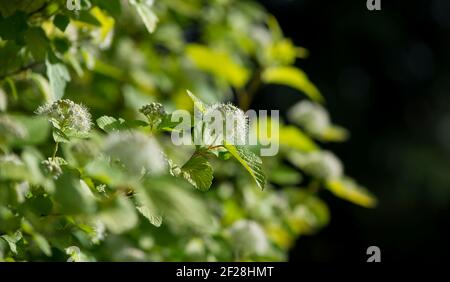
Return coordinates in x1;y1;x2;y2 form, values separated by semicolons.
139;102;167;129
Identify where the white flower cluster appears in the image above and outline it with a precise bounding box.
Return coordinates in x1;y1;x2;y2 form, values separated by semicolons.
289;150;343;180
227;220;269;256
139;102;167;129
36;99;91;133
288;100;330;136
201;103;248;146
104;131;166;175
41;158;63;179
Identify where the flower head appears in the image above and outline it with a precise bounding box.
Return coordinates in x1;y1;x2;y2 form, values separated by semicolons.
103;131;166;175
288;100;330;135
41;157;65;179
289;150;343;180
36;99;91;133
139;102;167;129
200;103;248;146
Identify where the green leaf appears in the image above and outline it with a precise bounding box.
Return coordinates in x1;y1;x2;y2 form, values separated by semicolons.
33;234;52;256
52;128;70;143
269;165;302;185
0;12;27;41
84;158;128;187
6;115;50;146
24;27;49;61
54;168;96;215
96;116;148;132
53;14;70;32
142;177;215;230
186;90;207;113
98;195;138;234
262;66;324;102
136;205;162;227
129;0;158;33
224;144;266;190
325;177;377;208
96;116;122;132
30;73;52;102
284;189;330;235
180;153;214;191
92;0;122;17
46;52;71;100
186;44;250;88
279;125;318;152
1;231;22;255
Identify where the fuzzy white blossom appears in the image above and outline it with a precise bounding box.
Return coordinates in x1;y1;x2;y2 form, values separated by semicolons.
35;99;92;133
227;220;270;256
200;103;248;146
289;150;343;180
104;131;166;175
288;100;330;135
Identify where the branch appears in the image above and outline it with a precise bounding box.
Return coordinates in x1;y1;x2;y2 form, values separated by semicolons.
0;62;42;81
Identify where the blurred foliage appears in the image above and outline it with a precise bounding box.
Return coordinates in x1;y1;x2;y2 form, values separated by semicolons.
0;0;375;261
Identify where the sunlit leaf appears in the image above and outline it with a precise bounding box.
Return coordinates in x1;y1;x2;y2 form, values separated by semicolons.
325;177;377;208
224;144;265;190
180;153;214;191
186;44;250;88
262;66;324;102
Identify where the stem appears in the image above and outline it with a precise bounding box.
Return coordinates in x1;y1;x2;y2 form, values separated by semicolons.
52;142;59;160
238;70;262;110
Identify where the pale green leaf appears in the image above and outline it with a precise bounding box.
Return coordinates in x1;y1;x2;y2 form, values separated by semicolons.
262;66;324;102
130;0;158;33
186;44;250;88
224;144;265;190
325;177;377;208
46;53;71;100
98;195;138;234
180;153;214;191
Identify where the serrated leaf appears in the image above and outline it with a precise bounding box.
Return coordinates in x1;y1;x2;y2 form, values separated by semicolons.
262;66;324;102
52;128;70;143
325;177;377;208
96;116;148;132
130;0;158;33
46;53;71;100
181;154;214;191
224;144;265;190
96;116;120;132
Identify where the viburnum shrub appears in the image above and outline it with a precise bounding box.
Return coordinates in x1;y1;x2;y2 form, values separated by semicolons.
0;0;376;261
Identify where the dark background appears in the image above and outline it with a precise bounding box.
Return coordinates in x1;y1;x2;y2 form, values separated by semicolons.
257;0;450;262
